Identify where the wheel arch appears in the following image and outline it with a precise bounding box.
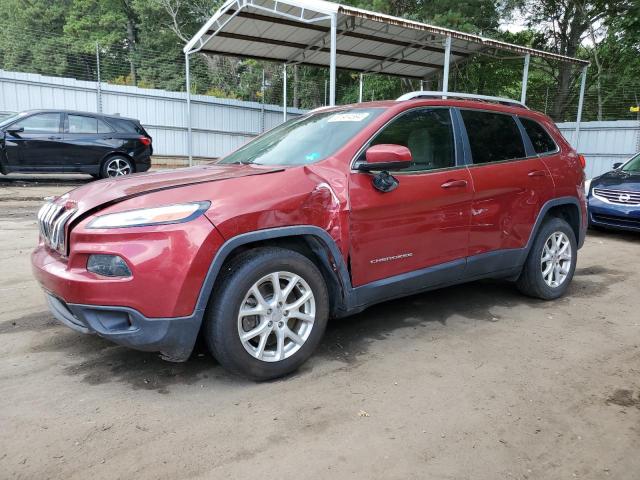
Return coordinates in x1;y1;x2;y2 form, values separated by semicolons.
527;197;584;253
194;227;353;321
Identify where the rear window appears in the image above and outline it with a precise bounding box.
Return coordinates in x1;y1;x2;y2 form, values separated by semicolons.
520;118;557;154
461;110;526;164
108;118;146;134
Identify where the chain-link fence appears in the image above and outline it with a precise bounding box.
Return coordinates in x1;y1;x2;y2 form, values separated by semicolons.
1;21;639;168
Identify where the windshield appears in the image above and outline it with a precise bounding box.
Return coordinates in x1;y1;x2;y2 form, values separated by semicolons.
0;113;24;128
621;153;640;172
219;108;384;166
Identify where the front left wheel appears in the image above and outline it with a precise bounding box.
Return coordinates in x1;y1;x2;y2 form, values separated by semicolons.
204;247;329;381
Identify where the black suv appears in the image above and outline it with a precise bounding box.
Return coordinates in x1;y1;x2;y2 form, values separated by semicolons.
0;110;153;178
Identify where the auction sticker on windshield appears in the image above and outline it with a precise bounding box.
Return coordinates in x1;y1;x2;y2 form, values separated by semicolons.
327;112;370;122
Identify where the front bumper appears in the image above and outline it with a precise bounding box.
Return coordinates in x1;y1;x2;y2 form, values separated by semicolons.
31;212;225;360
588;196;640;232
45;293;202;361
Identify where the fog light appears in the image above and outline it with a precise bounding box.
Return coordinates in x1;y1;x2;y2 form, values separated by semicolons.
87;254;132;277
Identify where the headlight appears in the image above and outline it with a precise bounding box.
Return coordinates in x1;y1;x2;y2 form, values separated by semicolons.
584;178;591;194
87;201;210;229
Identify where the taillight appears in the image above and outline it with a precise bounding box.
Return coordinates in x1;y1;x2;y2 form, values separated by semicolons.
578;154;586;169
139;136;152;146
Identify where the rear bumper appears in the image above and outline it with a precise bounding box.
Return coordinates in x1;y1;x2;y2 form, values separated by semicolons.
45;293;201;361
135;155;152;172
588;197;640;232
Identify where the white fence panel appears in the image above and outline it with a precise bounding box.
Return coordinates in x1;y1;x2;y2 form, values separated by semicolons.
0;69;304;159
558;121;639;178
2;69;639;174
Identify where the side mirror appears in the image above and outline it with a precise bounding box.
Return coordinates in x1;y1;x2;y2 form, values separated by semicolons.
358;144;412;171
613;162;623;169
6;126;24;135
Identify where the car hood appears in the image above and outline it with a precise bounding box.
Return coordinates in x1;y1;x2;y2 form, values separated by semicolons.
592;170;640;191
55;163;283;214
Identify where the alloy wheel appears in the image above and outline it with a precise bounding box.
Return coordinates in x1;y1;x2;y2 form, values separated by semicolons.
540;231;572;288
105;158;132;177
237;271;316;362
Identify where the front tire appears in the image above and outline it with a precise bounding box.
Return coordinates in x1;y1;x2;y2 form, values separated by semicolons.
517;217;577;300
204;247;329;381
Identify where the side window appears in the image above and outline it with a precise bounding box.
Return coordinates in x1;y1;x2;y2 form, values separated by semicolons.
112;119;145;134
364;108;455;171
461;110;526;164
68;115;98;134
520;117;557;154
97;119;113;133
13;113;60;134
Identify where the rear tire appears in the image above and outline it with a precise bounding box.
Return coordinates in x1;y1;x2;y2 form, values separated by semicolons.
204;247;329;381
100;155;133;179
517;217;577;300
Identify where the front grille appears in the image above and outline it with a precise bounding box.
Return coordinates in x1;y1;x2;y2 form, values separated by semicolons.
37;201;76;255
593;188;640;206
592;213;640;229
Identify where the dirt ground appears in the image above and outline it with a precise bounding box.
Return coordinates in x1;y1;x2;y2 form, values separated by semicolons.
1;173;639;480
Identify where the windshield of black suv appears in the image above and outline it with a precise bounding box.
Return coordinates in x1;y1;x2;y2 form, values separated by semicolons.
218;108;384;166
0;112;25;128
621;153;640;172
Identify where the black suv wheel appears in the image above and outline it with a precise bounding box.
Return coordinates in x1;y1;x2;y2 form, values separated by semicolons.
101;155;133;178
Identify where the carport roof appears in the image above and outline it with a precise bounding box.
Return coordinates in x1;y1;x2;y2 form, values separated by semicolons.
184;0;588;80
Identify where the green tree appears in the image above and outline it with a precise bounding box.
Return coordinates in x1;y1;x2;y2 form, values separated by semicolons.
64;0;141;84
513;0;634;120
0;0;75;77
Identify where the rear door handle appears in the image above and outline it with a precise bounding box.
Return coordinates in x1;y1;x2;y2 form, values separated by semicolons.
441;179;468;189
47;136;62;140
528;170;547;177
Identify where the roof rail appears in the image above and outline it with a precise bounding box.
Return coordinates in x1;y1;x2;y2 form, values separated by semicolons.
396;91;528;109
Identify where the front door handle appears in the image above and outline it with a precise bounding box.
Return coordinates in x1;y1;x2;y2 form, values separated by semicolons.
528;170;547;177
47;136;62;140
441;179;468;189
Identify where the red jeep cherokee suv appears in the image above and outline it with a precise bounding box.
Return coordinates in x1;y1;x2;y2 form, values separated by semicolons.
32;94;587;380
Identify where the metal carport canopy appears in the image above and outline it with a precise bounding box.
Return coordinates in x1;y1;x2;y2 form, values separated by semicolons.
182;0;590;164
184;0;588;83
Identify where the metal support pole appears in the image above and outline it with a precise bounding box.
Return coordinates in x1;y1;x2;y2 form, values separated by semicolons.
359;73;363;103
420;80;424;91
260;69;266;133
96;43;102;113
283;64;287;122
575;66;588;151
329;13;337;106
520;53;530;105
324;79;328;106
185;52;193;167
442;35;452;98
